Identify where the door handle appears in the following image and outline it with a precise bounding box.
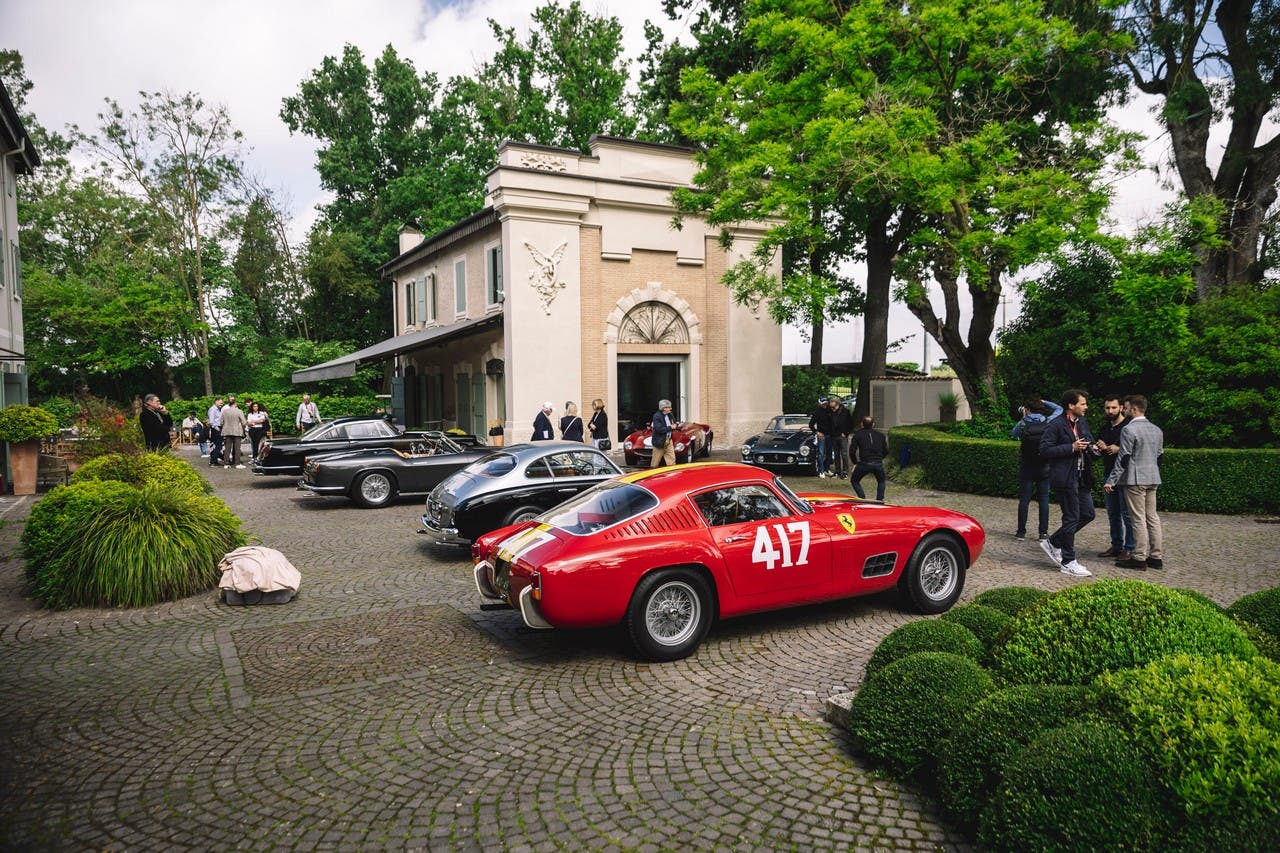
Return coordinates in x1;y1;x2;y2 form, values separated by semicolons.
724;535;749;543
557;488;576;494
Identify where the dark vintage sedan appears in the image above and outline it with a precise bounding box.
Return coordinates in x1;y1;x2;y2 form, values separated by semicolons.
419;441;623;547
299;433;491;508
740;414;819;473
253;416;445;477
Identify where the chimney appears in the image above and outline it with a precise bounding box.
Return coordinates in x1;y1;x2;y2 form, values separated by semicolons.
398;222;424;254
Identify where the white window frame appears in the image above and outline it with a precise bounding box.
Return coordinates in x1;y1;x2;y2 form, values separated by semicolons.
485;242;503;309
424;271;437;323
454;257;467;317
416;274;428;325
403;280;416;327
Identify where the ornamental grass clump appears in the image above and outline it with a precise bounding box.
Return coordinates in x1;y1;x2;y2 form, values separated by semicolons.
847;652;995;779
1092;654;1280;850
23;482;244;609
990;579;1257;686
864;618;984;679
940;603;1010;653
971;586;1049;617
73;451;210;495
1227;586;1280;639
979;721;1167;851
937;684;1089;831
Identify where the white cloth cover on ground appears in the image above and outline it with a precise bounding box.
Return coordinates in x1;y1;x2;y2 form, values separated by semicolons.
217;546;301;594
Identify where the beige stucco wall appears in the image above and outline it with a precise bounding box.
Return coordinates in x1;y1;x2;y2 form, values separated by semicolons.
870;377;971;429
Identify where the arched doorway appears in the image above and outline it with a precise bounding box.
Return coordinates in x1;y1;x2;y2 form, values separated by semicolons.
613;299;693;439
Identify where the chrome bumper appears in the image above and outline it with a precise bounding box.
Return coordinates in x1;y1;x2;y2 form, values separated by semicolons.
299;482;345;495
420;516;470;547
518;586;553;630
473;560;503;600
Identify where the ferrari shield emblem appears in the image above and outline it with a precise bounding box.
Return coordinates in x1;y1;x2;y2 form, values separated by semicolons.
837;513;857;534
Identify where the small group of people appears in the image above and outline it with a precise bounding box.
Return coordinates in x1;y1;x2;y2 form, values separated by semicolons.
809;396;890;501
141;392;325;469
531;399;610;448
1013;389;1164;578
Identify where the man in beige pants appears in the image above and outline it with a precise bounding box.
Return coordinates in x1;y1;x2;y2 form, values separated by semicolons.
1103;395;1164;570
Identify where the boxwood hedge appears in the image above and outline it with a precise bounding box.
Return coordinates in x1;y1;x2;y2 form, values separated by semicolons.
970;586;1050;617
889;424;1280;514
990;580;1257;686
1228;586;1280;639
847;652;996;779
72;451;210;495
1092;654;1280;850
863;618;984;679
940;603;1010;652
979;722;1167;851
937;684;1089;832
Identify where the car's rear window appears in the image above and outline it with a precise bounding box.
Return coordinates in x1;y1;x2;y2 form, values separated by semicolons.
541;481;658;535
463;452;517;477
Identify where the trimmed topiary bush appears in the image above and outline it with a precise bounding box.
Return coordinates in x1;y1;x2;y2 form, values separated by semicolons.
979;722;1167;851
1092;654;1280;850
24;484;244;609
864;618;984;679
991;580;1257;686
0;404;60;443
1238;621;1280;663
971;586;1050;617
940;603;1010;652
1174;588;1226;613
937;684;1089;831
73;451;210;496
1228;586;1280;639
847;652;996;779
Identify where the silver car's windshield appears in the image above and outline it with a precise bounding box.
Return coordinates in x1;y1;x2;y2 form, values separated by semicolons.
541;481;658;535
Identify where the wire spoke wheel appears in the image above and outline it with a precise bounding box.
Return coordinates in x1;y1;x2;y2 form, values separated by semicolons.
356;472;393;507
644;580;701;647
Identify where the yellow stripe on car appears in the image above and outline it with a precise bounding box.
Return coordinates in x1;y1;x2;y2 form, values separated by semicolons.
619;462;729;484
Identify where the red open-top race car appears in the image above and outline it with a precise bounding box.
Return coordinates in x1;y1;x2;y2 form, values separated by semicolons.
622;421;712;467
472;462;984;661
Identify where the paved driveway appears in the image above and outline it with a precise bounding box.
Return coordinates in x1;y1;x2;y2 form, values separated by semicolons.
1;447;1275;850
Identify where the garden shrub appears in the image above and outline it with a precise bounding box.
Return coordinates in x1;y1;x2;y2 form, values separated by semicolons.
1173;587;1225;613
940;604;1010;652
990;580;1257;686
971;586;1049;617
1238;622;1280;663
0;404;59;443
864;619;984;679
1227;586;1280;639
21;480;136;584
937;684;1090;832
1093;654;1280;851
847;652;996;779
25;484;245;609
979;722;1167;851
72;451;209;495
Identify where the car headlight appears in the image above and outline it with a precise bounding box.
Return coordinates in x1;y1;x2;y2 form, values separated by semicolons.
740;445;751;457
799;445;811;456
675;442;686;451
624;440;633;450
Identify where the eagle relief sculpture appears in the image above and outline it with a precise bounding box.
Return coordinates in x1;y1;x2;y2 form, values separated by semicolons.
523;241;568;314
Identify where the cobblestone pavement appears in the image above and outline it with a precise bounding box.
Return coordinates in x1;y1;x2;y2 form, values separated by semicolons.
1;446;1276;851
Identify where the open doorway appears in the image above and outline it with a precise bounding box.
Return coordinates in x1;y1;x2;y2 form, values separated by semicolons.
617;360;682;441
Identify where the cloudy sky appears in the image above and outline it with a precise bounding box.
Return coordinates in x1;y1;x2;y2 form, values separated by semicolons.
6;0;1182;368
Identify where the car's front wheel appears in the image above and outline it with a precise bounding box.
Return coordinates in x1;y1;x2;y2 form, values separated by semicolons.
626;568;713;661
899;533;965;613
503;505;542;527
352;471;397;508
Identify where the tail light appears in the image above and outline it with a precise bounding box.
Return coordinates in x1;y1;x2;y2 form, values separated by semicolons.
530;571;542;601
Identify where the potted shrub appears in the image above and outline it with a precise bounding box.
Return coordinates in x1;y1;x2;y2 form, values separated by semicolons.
0;405;60;495
938;390;962;423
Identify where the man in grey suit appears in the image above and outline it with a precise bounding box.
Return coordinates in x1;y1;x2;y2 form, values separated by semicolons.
1103;395;1164;570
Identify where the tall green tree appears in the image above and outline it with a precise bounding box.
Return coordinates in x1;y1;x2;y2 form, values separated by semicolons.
674;0;1131;416
1116;0;1280;296
229;195;287;336
73;91;247;395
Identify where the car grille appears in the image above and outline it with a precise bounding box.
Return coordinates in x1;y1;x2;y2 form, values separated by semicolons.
754;452;797;465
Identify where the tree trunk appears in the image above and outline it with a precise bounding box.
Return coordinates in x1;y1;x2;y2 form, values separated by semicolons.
809;316;823;369
856;208;894;424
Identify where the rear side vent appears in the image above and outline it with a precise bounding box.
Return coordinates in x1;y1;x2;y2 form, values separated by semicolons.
604;504;701;540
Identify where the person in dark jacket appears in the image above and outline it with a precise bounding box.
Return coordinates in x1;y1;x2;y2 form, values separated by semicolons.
850;416;889;501
531;402;555;441
560;402;584;442
1095;393;1135;560
139;394;173;451
1011;398;1062;540
827;397;855;479
1038;389;1099;577
809;397;835;478
587;398;609;449
650;399;677;468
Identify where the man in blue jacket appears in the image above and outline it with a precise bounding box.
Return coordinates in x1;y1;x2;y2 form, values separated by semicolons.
1038;389;1099;577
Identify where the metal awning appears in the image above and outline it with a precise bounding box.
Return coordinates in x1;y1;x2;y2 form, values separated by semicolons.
292;315;502;383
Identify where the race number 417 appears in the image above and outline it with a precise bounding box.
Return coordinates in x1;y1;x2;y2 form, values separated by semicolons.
752;522;811;570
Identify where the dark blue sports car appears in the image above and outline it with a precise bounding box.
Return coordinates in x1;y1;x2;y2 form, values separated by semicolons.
740;414;819;473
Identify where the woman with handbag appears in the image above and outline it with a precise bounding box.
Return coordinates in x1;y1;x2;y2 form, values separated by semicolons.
560;402;584;442
588;398;610;449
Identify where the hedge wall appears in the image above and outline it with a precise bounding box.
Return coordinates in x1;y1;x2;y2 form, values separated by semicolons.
889;424;1280;515
163;393;384;437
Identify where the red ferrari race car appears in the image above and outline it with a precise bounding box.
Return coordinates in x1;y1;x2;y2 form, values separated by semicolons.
622;421;712;466
472;462;984;661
